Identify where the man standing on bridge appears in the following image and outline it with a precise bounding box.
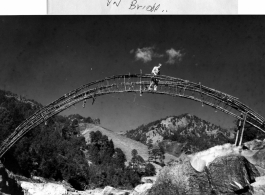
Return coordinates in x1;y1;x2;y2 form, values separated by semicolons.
148;63;162;91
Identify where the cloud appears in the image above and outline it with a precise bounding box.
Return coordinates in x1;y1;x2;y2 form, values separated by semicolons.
134;47;163;63
166;48;184;64
135;47;154;63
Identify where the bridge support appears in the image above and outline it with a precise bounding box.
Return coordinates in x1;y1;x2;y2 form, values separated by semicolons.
239;112;247;146
235;112;247;146
234;128;240;146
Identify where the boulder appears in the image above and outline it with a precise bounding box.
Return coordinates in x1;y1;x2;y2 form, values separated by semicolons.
132;183;153;195
148;154;260;195
20;182;67;195
147;158;212;195
102;186;114;195
190;143;242;172
97;186;131;195
208;155;259;195
251;176;265;195
141;177;155;184
255;166;265;177
244;139;265;150
252;148;265;170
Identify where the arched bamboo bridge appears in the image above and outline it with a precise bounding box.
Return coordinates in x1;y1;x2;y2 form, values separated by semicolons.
0;73;264;158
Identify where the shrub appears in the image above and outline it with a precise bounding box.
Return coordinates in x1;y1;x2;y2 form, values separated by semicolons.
144;163;156;176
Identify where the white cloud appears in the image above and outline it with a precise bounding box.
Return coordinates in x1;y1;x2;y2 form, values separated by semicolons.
166;48;184;64
134;47;163;63
135;47;154;63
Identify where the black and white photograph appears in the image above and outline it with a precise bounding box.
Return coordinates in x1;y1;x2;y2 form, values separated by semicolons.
0;16;265;194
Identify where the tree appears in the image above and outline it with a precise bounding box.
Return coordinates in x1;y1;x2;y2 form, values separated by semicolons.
147;139;153;162
71;118;79;127
148;145;165;166
147;139;153;150
144;163;156;176
158;144;165;165
131;149;138;159
84;116;93;123
112;148;126;169
130;149;146;174
90;131;103;143
151;148;160;162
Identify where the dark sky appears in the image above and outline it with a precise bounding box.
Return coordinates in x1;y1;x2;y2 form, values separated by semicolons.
1;16;265;132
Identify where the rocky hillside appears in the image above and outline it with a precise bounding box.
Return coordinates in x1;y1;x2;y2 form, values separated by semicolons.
126;114;234;154
3;143;265;195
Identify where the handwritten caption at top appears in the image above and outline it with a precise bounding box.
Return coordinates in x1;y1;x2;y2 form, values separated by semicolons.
107;0;168;13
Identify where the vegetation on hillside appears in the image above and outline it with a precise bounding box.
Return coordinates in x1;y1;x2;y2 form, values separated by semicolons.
87;131;143;189
0;89;154;190
0;89;92;189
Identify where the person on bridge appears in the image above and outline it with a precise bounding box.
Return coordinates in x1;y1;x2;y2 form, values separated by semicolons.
148;63;162;91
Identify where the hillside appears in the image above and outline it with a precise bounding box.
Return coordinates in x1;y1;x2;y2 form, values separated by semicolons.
0;89;103;190
126;113;234;154
81;124;178;164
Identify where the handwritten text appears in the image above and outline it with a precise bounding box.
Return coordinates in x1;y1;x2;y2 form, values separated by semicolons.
107;0;167;13
129;0;160;12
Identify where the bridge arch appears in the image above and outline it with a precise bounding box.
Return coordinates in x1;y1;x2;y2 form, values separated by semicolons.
0;74;264;157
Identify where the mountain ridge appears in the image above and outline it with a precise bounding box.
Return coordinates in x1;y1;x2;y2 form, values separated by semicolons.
126;113;234;155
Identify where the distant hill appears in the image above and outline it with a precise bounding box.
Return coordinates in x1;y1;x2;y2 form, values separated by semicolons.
80;124;178;164
126;113;234;155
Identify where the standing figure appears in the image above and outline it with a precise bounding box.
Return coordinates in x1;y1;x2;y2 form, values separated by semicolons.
148;63;162;91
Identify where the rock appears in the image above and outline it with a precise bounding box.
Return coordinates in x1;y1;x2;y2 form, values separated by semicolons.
144;179;153;183
148;154;260;195
31;176;46;183
244;139;265;150
132;183;153;195
251;176;265;195
148;158;212;195
208;155;259;195
190;143;242;172
141;177;155;184
255;166;265;176
101;186;111;194
91;186;131;195
20;182;67;195
252;148;265;170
